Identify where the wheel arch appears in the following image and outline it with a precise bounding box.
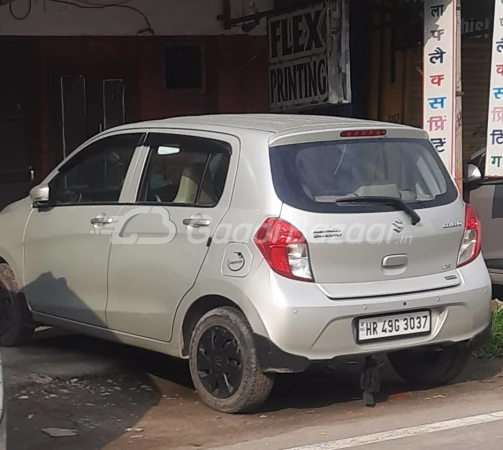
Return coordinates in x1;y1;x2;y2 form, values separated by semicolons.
175;287;269;358
180;295;242;356
0;248;23;289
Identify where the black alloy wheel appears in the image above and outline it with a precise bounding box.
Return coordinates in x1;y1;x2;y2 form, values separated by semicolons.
189;306;275;414
197;325;243;399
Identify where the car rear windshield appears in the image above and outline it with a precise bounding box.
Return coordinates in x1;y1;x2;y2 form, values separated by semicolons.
269;138;458;214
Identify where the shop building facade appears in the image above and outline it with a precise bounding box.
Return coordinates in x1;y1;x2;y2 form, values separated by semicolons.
367;0;493;161
0;0;496;210
0;0;272;210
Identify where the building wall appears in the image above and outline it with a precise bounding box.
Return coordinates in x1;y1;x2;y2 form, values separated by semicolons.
0;35;269;180
41;35;269;118
0;1;273;209
0;0;367;204
0;0;274;36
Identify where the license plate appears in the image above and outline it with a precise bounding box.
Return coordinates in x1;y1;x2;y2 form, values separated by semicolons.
357;311;431;343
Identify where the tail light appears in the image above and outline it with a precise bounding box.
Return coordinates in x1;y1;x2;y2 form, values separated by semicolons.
254;218;313;282
457;204;482;268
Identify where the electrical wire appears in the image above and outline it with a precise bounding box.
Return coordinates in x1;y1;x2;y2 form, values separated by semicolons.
72;0;135;6
47;0;154;35
9;0;32;21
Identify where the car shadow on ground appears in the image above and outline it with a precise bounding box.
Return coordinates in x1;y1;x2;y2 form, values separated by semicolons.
260;356;503;413
19;328;503;415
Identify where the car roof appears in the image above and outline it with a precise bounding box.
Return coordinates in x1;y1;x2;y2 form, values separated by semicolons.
112;114;419;137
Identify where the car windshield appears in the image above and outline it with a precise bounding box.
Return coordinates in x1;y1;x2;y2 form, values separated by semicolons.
269;138;458;214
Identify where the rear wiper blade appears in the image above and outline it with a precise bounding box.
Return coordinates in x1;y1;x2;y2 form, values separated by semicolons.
336;196;422;226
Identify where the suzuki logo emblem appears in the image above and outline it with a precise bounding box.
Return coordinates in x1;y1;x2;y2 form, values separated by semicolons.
391;219;405;233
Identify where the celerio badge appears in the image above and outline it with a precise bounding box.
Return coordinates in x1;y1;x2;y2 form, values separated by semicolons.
442;221;463;229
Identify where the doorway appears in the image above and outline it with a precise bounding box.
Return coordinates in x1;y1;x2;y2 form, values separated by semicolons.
54;67;139;162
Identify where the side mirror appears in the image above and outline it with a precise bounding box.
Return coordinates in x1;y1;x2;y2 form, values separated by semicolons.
29;185;50;205
464;164;482;184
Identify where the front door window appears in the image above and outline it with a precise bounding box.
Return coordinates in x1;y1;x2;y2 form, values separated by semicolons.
50;133;142;205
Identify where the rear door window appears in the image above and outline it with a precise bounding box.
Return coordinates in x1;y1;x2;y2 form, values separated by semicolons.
270;138;458;214
137;134;231;207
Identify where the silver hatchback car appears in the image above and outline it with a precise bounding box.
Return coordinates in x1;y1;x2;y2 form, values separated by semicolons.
0;115;492;413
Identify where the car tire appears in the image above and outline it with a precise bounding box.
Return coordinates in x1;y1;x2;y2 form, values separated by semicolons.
189;306;275;414
0;263;35;347
388;343;471;386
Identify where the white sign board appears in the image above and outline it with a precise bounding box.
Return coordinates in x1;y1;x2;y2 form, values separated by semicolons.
423;0;457;175
268;0;351;111
485;0;503;177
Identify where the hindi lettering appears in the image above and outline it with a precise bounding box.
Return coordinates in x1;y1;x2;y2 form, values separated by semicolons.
431;137;447;153
492;107;503;123
491;155;503;168
430;4;445;17
427;116;447;132
430;74;445;86
428;47;446;65
427;97;447;110
430;29;445;41
490;130;503;146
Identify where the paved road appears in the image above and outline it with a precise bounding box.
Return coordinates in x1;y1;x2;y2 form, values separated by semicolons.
210;391;503;450
2;328;503;449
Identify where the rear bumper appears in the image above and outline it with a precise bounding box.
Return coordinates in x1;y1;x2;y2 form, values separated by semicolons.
255;320;492;375
249;254;492;368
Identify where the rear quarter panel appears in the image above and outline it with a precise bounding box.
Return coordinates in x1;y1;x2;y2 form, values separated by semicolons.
173;131;282;348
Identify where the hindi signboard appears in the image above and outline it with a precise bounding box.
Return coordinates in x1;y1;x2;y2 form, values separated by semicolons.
485;0;503;177
268;0;351;111
423;0;457;175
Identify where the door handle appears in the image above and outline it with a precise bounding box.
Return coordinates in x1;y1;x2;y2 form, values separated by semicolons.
183;217;211;228
91;216;114;225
